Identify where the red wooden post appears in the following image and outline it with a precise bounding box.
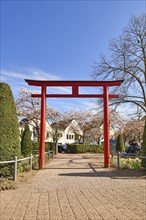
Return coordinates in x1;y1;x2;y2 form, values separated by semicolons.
39;85;46;169
103;86;110;168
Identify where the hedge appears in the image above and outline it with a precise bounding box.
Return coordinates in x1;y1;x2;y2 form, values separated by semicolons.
66;144;103;154
32;142;55;154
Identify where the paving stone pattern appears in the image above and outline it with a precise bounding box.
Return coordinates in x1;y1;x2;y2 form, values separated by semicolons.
0;154;146;220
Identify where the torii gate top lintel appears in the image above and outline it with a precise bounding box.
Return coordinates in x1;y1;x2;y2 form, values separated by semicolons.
25;79;124;87
25;79;123;98
25;79;123;169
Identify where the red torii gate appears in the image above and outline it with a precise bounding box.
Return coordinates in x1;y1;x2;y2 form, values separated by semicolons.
25;80;123;169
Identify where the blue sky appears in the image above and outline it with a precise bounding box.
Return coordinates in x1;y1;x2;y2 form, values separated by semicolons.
0;0;145;114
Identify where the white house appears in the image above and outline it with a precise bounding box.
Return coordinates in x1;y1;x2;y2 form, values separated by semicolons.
19;119;53;142
19;118;116;145
51;119;83;144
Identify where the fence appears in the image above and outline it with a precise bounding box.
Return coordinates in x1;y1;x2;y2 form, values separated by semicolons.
117;152;146;169
0;150;53;181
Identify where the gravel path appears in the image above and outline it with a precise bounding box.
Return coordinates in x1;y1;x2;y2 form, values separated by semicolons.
0;153;146;220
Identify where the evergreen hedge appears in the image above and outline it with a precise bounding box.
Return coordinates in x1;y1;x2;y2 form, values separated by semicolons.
66;144;103;154
32;141;55;154
0;83;21;176
21;125;32;157
45;142;55;153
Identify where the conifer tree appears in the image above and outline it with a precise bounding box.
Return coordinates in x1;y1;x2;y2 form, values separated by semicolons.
0;83;21;161
0;83;21;175
116;133;125;152
21;124;32;157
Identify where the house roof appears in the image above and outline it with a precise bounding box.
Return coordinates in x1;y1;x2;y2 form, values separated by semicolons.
51;119;76;130
51;121;68;129
19;118;29;125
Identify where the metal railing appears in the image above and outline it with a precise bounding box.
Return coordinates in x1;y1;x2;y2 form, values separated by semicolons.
0;150;53;181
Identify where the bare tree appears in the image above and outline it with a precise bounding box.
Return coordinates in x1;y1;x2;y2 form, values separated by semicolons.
123;119;145;142
92;14;146;116
109;109;126;132
50;119;66;154
16;88;60;140
62;109;125;143
91;110;126;143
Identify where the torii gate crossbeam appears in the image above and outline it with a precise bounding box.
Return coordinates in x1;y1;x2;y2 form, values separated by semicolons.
25;80;123;169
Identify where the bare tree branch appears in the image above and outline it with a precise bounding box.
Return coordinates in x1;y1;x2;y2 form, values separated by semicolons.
92;14;146;116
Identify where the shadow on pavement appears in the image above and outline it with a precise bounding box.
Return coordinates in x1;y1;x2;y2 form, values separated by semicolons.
58;171;146;179
58;163;146;179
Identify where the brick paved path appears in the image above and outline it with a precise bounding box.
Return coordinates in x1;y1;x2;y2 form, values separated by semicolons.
0;153;146;220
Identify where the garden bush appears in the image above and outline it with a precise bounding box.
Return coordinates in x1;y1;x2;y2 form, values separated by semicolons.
116;133;125;152
32;142;39;153
141;120;146;168
32;155;39;169
32;141;55;154
45;142;55;153
66;144;103;154
17;159;31;175
21;125;32;157
0;83;21;176
111;157;141;170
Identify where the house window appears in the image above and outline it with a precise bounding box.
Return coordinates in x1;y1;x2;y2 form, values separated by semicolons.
66;134;74;140
85;135;90;140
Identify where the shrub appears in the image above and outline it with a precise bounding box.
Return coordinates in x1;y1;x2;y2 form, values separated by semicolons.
21;125;32;157
17;160;30;175
97;145;104;153
32;142;39;154
66;144;78;153
0;83;21;176
116;133;125;152
141;120;146;168
66;144;102;154
32;157;38;169
45;142;55;152
32;141;55;154
32;142;55;168
111;157;141;170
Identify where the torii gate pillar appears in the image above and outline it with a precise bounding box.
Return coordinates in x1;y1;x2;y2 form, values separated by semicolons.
103;86;110;167
39;85;46;169
25;80;123;169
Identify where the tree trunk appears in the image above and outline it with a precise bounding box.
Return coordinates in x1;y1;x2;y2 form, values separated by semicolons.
55;141;58;155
